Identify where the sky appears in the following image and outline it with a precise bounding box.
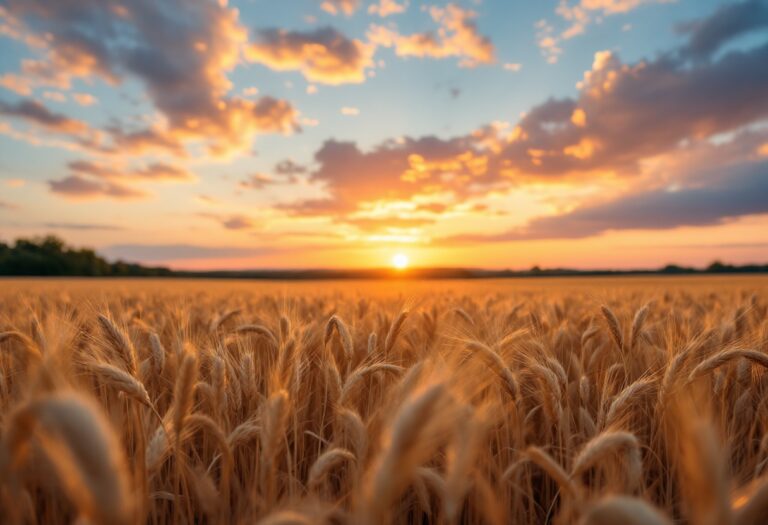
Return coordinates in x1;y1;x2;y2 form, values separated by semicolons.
0;0;767;270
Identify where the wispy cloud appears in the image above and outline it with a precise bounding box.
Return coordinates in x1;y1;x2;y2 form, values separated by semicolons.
319;0;360;16
368;4;495;67
48;176;147;200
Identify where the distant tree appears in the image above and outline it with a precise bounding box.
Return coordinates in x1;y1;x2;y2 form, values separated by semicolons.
660;264;695;274
0;235;171;276
706;261;730;273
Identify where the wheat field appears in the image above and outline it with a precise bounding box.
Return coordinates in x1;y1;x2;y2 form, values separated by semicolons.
1;276;767;524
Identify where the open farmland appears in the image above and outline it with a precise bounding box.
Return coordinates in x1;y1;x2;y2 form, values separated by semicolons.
1;276;768;524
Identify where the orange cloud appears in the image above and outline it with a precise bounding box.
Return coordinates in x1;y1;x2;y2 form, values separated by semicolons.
534;19;562;64
247;27;374;85
368;4;495;67
553;0;664;46
72;93;97;106
563;138;598;159
368;0;408;17
2;0;298;157
320;0;360;16
571;108;587;127
280;134;500;228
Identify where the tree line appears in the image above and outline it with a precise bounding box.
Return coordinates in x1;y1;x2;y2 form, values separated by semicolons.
0;235;765;277
0;236;172;276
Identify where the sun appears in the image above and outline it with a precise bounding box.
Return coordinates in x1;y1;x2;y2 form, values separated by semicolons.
392;253;409;270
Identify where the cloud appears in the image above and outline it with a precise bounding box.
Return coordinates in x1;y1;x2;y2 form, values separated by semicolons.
100;244;267;262
534;19;563;63
275;3;768;244
274;159;308;176
72;93;97;106
677;0;768;61
503;62;522;72
222;216;255;230
2;0;299;156
131;163;196;181
578;0;657;14
320;0;360;16
48;175;147;200
199;213;256;230
368;0;408;17
449;160;768;242
341;106;360;116
68;160;196;182
0;74;33;96
496;37;768;176
0;99;87;134
0;200;19;210
540;0;666;62
103;125;186;157
368;4;495;67
282;134;493;218
247;27;374;85
48;159;195;200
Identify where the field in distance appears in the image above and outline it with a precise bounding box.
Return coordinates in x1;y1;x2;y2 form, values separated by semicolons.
1;275;767;524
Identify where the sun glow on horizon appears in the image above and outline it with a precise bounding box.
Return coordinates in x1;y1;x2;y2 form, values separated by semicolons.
392;253;409;270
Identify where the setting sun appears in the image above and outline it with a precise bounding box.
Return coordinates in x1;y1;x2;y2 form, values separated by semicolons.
392;253;409;270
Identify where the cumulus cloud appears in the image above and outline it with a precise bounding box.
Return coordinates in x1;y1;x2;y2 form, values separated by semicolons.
1;0;299;156
276;2;768;242
677;0;768;61
368;4;495;67
449;159;768;242
247;26;373;84
496;37;768;176
282;134;494;220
